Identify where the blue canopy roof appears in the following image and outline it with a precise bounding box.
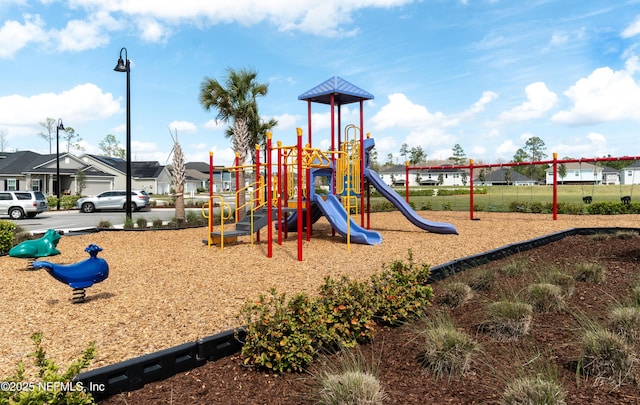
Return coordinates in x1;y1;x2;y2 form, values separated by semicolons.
298;76;374;105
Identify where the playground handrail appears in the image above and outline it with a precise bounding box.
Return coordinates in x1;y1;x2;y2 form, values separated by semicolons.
203;196;232;250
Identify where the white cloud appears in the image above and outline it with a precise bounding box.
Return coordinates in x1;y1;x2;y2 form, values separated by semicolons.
0;83;120;127
0;14;48;58
550;132;608;158
203;119;226;131
168;120;198;133
622;15;640;38
552;59;640;125
65;0;416;39
456;91;498;120
271;113;301;131
55;11;118;51
499;82;557;123
370;93;454;130
495;139;518;158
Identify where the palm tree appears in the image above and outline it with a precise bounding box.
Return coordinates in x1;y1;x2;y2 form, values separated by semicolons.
199;67;273;220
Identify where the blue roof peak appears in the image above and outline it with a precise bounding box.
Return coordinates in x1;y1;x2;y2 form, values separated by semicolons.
298;76;374;105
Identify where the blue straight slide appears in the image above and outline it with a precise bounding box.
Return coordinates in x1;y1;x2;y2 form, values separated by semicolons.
313;194;382;245
365;168;458;235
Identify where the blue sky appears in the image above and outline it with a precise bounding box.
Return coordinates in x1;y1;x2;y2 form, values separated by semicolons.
0;1;639;167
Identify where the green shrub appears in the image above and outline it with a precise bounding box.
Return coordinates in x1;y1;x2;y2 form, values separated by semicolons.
318;276;376;348
123;216;134;229
0;332;96;405
441;202;452;211
370;250;433;326
438;282;472;308
151;218;164;229
0;220;16;254
238;289;324;373
96;220;112;229
135;217;148;229
574;262;605;284
414;313;479;378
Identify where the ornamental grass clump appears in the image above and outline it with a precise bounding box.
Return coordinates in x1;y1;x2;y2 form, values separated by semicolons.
526;283;565;313
414;313;479;379
481;300;533;341
632;285;640;306
439;282;473;308
608;305;640;345
310;347;386;405
370;249;433;326
502;375;567;405
574;262;605;284
542;267;575;298
499;258;527;277
468;268;496;292
578;327;637;387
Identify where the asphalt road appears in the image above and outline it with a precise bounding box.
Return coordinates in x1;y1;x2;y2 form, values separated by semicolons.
4;208;207;234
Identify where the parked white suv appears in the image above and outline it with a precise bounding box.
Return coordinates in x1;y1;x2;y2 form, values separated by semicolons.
75;190;151;213
0;191;49;219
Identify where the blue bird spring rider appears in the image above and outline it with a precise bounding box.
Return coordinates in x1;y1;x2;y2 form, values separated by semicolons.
32;244;109;304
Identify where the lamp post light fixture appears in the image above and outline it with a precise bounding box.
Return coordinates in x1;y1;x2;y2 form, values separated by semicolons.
56;119;64;211
114;47;132;221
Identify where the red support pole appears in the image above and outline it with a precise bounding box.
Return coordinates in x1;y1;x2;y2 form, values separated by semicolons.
266;133;273;257
553;152;558;221
469;159;475;220
255;143;261;243
296;128;303;261
359;100;365;227
306;162;312;242
209;151;214;236
405;161;410;204
234;153;239;221
277;141;283;245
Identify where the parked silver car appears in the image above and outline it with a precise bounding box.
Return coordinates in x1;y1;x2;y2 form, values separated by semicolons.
0;191;48;219
75;190;150;213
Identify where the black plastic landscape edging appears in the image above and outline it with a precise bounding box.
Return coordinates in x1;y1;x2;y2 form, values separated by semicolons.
75;226;640;402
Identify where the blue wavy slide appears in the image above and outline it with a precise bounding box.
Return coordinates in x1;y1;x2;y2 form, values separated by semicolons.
313;194;382;245
365;168;458;235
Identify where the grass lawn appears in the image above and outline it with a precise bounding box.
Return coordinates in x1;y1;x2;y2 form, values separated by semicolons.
369;184;639;212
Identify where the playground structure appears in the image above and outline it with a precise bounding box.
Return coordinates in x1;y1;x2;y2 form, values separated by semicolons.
9;228;61;259
404;154;640;221
31;244;109;304
203;76;457;261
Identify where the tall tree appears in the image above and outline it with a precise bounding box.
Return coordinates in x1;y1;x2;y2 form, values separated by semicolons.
409;146;426;165
62;127;84;153
38;118;56;154
385;153;394;167
449;144;467;165
521;136;548;181
399;143;410;163
200;67;271;220
99;134;126;158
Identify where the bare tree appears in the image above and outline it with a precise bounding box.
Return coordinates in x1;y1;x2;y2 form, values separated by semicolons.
168;129;186;222
38;118;56;154
0;130;7;152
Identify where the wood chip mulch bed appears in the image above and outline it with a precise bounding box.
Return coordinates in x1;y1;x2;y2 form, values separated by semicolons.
2;211;639;378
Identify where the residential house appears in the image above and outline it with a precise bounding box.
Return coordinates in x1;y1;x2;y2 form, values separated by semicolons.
0;151;114;195
184;162;234;192
80;155;172;194
475;167;537;186
377;164;469;187
620;161;640;185
601;166;620;185
545;162;603;185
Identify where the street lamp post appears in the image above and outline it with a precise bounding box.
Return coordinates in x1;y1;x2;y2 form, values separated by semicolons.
56;119;64;210
114;47;132;221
